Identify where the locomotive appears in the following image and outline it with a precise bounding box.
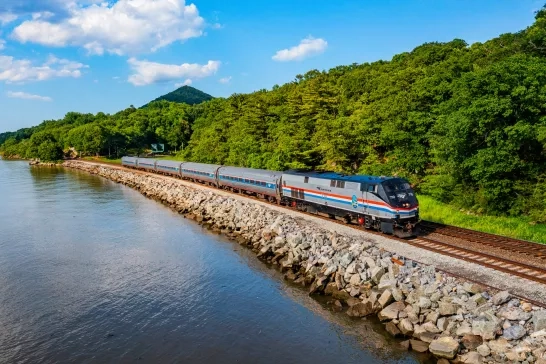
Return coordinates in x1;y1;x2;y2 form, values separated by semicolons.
121;157;420;238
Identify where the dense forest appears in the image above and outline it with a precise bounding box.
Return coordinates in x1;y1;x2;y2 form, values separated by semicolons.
2;8;546;222
143;85;213;107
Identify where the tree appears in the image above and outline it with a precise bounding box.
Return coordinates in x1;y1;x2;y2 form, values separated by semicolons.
37;140;63;161
68;123;108;156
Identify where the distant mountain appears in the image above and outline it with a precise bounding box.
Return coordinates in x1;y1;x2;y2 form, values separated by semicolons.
145;85;213;106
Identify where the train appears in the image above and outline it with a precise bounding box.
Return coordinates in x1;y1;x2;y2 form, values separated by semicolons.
121;156;420;238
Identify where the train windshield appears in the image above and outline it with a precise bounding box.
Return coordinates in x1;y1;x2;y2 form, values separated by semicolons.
382;180;417;207
383;182;411;192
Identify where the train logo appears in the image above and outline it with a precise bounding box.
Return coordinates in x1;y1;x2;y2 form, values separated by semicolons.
351;195;358;208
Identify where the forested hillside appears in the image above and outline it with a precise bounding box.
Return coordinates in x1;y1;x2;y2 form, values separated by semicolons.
2;7;546;221
145;85;213;106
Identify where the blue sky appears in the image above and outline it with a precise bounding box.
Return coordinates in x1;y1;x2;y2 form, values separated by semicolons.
0;0;542;132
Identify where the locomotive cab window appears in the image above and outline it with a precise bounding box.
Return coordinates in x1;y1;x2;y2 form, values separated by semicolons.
367;184;377;193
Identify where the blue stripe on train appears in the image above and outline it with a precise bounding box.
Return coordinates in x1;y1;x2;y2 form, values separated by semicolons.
220;175;275;190
282;188;416;216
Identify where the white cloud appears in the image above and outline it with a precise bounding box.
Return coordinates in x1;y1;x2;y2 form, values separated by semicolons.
31;11;55;20
12;0;206;55
127;58;220;86
175;79;192;87
0;54;87;83
7;91;52;102
0;12;17;25
0;39;5;50
219;76;231;84
272;36;328;62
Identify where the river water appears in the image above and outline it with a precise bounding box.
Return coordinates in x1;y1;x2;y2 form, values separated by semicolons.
0;160;430;364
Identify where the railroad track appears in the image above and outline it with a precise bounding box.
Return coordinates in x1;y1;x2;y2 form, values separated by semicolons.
420;221;546;260
404;236;546;286
72;161;546;303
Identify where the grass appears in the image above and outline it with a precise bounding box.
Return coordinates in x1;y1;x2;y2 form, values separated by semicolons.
82;156;122;165
153;155;186;161
418;194;546;244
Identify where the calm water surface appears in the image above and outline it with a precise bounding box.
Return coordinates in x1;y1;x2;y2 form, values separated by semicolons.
0;160;429;363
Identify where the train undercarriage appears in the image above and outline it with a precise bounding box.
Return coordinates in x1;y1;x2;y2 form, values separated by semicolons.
281;197;419;238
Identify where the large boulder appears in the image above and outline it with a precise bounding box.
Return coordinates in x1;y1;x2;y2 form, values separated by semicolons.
346;301;374;317
460;351;483;364
429;336;460;359
378;301;406;321
422;321;441;333
463;282;483;295
385;322;402;337
534;311;546;332
439;302;460;316
398;318;414;336
370;267;385;284
472;320;498;340
417;296;432;309
410;339;429;353
487;338;511;354
491;291;511;305
476;343;490;357
498;307;532;321
461;334;483;350
502;325;526;340
456;322;472;336
378;289;394;308
345;297;361;307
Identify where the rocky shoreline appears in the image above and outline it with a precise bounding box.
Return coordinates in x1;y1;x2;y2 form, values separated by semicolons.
61;160;546;364
28;159;61;166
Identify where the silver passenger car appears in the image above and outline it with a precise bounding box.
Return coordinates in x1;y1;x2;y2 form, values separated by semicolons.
217;166;282;198
181;162;221;185
156;159;182;177
121;156;138;167
136;158;157;171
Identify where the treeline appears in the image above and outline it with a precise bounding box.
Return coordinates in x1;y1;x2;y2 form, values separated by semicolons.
0;101;195;160
2;8;546;221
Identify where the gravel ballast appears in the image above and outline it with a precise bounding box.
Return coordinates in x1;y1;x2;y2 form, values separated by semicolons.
61;161;546;363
